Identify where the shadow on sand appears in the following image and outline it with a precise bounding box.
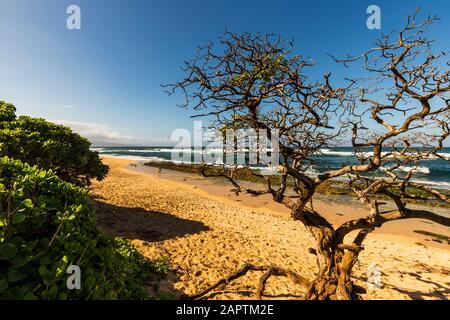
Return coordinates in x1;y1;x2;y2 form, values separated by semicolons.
353;263;449;300
385;264;450;300
93;199;210;242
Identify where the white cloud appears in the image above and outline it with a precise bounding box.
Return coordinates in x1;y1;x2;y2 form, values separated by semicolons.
51;120;169;146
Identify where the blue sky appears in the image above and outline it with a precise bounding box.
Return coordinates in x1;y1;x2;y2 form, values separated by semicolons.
0;0;449;146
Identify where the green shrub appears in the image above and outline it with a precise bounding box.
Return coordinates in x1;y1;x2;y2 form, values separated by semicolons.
0;101;108;186
0;102;16;122
0;157;151;299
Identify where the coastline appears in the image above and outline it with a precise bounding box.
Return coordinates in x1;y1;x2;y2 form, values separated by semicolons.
93;147;450;191
91;156;450;300
129;159;450;247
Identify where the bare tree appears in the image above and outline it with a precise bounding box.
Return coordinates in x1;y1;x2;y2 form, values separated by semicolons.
165;10;450;300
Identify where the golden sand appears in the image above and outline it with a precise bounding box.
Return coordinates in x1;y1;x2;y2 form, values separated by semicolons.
91;157;450;300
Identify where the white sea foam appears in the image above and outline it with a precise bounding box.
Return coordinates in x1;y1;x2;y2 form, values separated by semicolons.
380;165;430;174
100;154;164;162
123;148;275;154
319;150;355;157
317;149;395;158
411;179;450;190
437;152;450;158
399;166;430;174
125;149;156;153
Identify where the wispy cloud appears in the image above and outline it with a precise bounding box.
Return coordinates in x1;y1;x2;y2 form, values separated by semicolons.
51;120;169;146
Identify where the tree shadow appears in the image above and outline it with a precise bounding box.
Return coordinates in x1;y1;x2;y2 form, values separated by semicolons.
383;276;449;300
93;199;210;242
386;264;450;300
353;263;449;300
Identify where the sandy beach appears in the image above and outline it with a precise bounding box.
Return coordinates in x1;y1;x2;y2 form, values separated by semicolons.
91;157;450;300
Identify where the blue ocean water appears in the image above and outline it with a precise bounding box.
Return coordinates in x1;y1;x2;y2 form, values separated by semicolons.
94;146;450;189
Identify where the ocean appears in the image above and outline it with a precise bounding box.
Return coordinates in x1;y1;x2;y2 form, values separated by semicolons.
93;146;450;190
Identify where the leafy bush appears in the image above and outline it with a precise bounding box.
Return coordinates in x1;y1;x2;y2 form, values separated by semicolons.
0;157;151;299
0;102;16;122
0;101;108;186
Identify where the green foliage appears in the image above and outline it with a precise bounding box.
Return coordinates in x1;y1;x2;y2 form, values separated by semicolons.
152;256;170;275
0;157;151;299
229;53;288;89
0;101;108;186
0;101;16;122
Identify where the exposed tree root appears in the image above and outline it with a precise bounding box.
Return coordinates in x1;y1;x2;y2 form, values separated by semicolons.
185;263;310;300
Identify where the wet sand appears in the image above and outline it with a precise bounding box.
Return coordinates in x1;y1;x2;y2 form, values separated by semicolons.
91;157;450;300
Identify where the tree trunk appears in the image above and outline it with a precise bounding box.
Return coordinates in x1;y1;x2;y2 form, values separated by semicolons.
306;246;360;300
292;201;362;300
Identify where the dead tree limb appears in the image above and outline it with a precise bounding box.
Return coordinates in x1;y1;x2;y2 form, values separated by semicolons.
185;263;310;300
167;9;450;300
